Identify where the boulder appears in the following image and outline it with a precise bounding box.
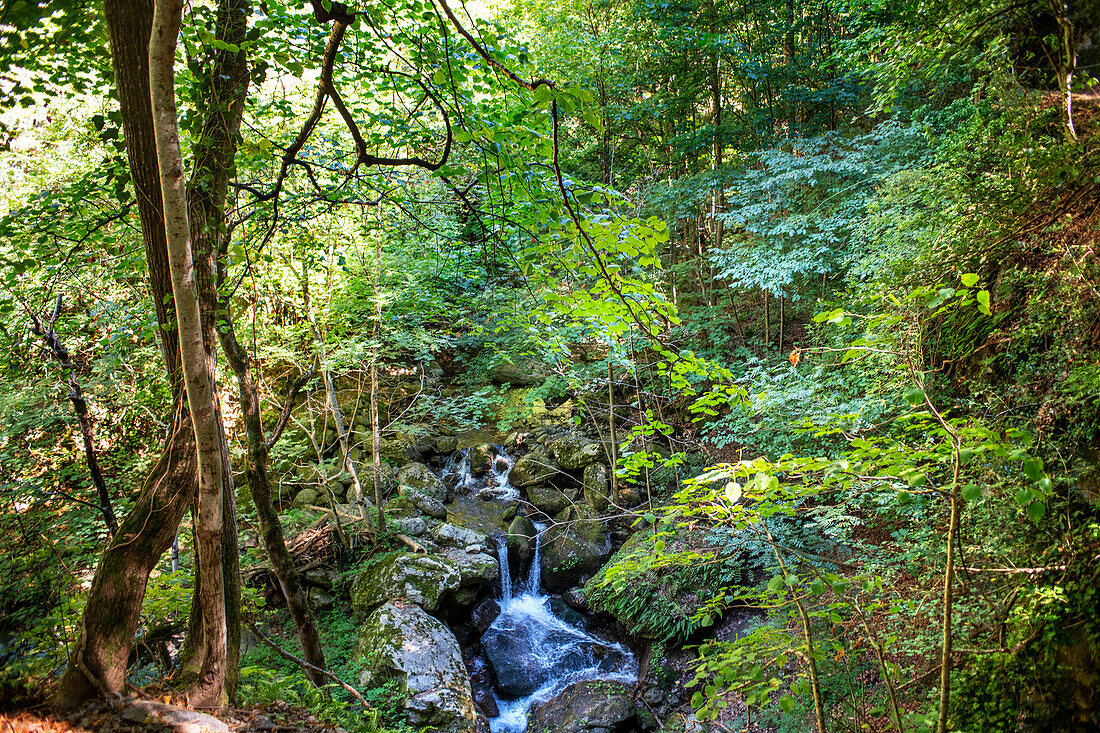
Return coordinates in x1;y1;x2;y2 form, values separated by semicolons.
548;436;604;470
482;614;631;698
354;601;477;733
435;435;459;455
509;452;554;488
397;463;446;501
292;488;319;509
470;597;500;635
390;516;428;537
307;587;335;613
507;515;537;562
431;522;490;550
400;487;447;520
466;655;499;719
540;506;612;593
351;553;460;613
525;485;572;517
470;444;495;478
488;360;547;386
528;680;637;733
441;548;500;590
582;463;611;512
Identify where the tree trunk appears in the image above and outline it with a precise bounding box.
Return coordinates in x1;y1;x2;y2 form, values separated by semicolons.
1052;1;1078;141
150;0;229;707
55;401;196;710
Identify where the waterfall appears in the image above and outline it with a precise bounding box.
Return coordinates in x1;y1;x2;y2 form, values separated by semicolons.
485;524;635;733
442;446;519;501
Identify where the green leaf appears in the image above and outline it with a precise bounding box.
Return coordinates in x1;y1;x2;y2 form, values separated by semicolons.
767;575;783;592
778;695;795;713
961;273;979;287
1022;458;1043;481
976;290;991;315
1026;502;1046;522
904;388;925;406
962;484;981;502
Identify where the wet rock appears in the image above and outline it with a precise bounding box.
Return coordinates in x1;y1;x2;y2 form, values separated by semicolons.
398;462;446;501
540;506;612;593
483;613;630;698
354;601;477;733
442;548;500;590
563;587;590;612
390;516;427;536
548;436;604;470
524;485;572;516
548;597;589;630
509;451;555;488
471;598;500;635
470;444;495;478
507;515;537;562
400;487;447;520
528;680;637;733
467;655;500;718
501;504;519;523
351;553;460;613
582;463;611;512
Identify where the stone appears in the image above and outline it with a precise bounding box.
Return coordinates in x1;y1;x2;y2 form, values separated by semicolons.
509;452;554;487
528;680;636;733
507;515;537;562
467;655;499;718
470;597;500;635
582;463;611;512
390;516;428;536
308;587;335;613
548;436;604;470
436;435;459;455
616;486;642;508
292;488;319;508
482;617;631;698
351;553;460;613
397;462;446;501
540;506;612;593
301;567;338;589
470;443;495;478
548;597;589;630
119;701;229;732
488;360;548;386
501;504;518;523
354;601;477;733
441;548;500;591
524;485;572;517
432;522;490;550
400;487;447;520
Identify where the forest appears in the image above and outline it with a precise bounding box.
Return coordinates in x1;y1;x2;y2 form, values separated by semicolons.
0;0;1098;731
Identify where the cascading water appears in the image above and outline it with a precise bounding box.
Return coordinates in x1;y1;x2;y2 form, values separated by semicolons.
443;446;519;501
484;527;636;733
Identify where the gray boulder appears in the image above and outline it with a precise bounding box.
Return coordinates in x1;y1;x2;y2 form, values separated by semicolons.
400;487;447;520
582;463;611;512
398;462;446;501
528;680;637;733
507;515;537;562
488;361;547;386
524;485;572;517
431;522;490;550
354;601;477;733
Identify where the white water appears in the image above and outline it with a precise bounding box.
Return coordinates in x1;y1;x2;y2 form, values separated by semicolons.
443;446;519;501
487;529;636;733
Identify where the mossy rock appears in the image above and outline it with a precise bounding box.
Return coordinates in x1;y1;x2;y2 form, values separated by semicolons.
507;515;537;561
510;452;554;488
528;680;636;733
397;462;446;501
548;436;604;470
539;505;611;593
582;463;611;512
353;600;477;733
350;553;461;613
524;484;572;517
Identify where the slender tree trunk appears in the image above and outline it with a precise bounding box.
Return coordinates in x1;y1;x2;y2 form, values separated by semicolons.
370;219;386;532
763;289;770;352
607;354;618;497
1052;1;1078;140
150;0;229;707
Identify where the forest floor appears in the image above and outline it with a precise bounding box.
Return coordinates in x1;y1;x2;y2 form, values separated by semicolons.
0;695;343;733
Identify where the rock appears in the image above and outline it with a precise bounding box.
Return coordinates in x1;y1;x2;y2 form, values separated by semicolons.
548;597;589;630
398;462;446;501
354;601;477;733
308;587;335;613
501;504;518;523
528;680;637;733
509;452;554;487
119;700;229;732
351;553;460;613
436;435;459;455
488;360;547;386
563;587;589;612
540;506;612;593
390;516;428;536
524;485;572;517
400;487;447;520
582;463;611;512
441;548;500;591
548;436;604;470
616;486;642;508
466;654;499;718
470;444;495;478
432;523;490;550
292;488;319;508
301;567;338;589
470;598;500;635
482;616;631;698
507;515;537;562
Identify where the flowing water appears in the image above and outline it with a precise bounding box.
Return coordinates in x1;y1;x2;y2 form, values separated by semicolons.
486;529;636;733
443;447;519;501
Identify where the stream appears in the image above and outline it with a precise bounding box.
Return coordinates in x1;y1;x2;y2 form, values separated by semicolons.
440;443;636;732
